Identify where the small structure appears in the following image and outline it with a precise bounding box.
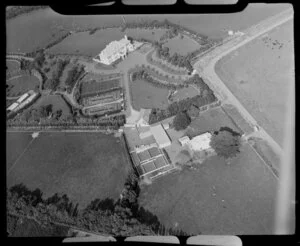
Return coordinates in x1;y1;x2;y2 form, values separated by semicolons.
188;132;212;152
150;124;171;149
178;136;190;146
228;30;234;36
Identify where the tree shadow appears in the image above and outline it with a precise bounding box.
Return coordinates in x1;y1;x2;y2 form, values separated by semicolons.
219;126;241;136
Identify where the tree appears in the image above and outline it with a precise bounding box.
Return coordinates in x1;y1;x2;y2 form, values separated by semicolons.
172;111;191;131
210;129;241;159
187;104;199;119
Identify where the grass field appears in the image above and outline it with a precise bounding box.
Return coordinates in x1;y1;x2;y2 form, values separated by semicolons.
6;75;39;97
125;28;167;42
163;35;200;56
186;107;242;138
215;19;294;146
48;28;125;56
6;60;20;72
139;143;278;235
6;132;131;208
32;95;71;116
130;79;170;110
6;5;290;53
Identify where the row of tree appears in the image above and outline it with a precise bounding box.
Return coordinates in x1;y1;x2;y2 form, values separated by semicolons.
7;171;189;236
149;92;216;125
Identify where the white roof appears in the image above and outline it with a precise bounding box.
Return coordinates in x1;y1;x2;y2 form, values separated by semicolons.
7;102;19;111
17;93;29;103
150;124;171;147
188;132;212;151
101;36;130;57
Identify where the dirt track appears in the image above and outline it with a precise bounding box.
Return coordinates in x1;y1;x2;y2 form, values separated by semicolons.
194;8;293;160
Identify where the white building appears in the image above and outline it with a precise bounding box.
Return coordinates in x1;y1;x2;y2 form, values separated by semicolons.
188;132;212;152
178;136;190;146
93;35;141;65
17;93;29;103
150;124;171;149
7;102;19;112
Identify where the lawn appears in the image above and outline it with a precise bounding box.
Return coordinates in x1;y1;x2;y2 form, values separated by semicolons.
31;95;71;116
170;86;199;102
6;132;131;208
163;35;199;56
186;107;242;138
215;19;294;146
138;143;279;235
48;28;125;56
130;79;170;110
6;75;39;97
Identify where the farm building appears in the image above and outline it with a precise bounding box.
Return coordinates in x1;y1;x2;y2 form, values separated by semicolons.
178;136;190;146
7;102;19;112
93;35;142;65
150;124;172;149
188;132;212;152
17;93;29;103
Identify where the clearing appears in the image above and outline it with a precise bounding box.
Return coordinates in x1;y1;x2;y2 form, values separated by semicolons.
215;19;294;146
6;132;131;208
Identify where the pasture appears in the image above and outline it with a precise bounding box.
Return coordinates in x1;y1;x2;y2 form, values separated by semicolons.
6;132;131;208
6;75;39;97
215;19;294;146
48;28;125;56
163;35;200;56
125;28;167;42
139;143;279;235
6;4;290;53
130;79;169;110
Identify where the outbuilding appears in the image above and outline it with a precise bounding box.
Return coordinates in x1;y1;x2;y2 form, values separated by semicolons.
150;124;171;149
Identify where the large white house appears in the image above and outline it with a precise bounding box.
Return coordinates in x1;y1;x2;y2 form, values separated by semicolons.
93;35;141;65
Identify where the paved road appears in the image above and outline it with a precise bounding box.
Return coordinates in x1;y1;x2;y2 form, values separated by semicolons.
194;8;293;159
